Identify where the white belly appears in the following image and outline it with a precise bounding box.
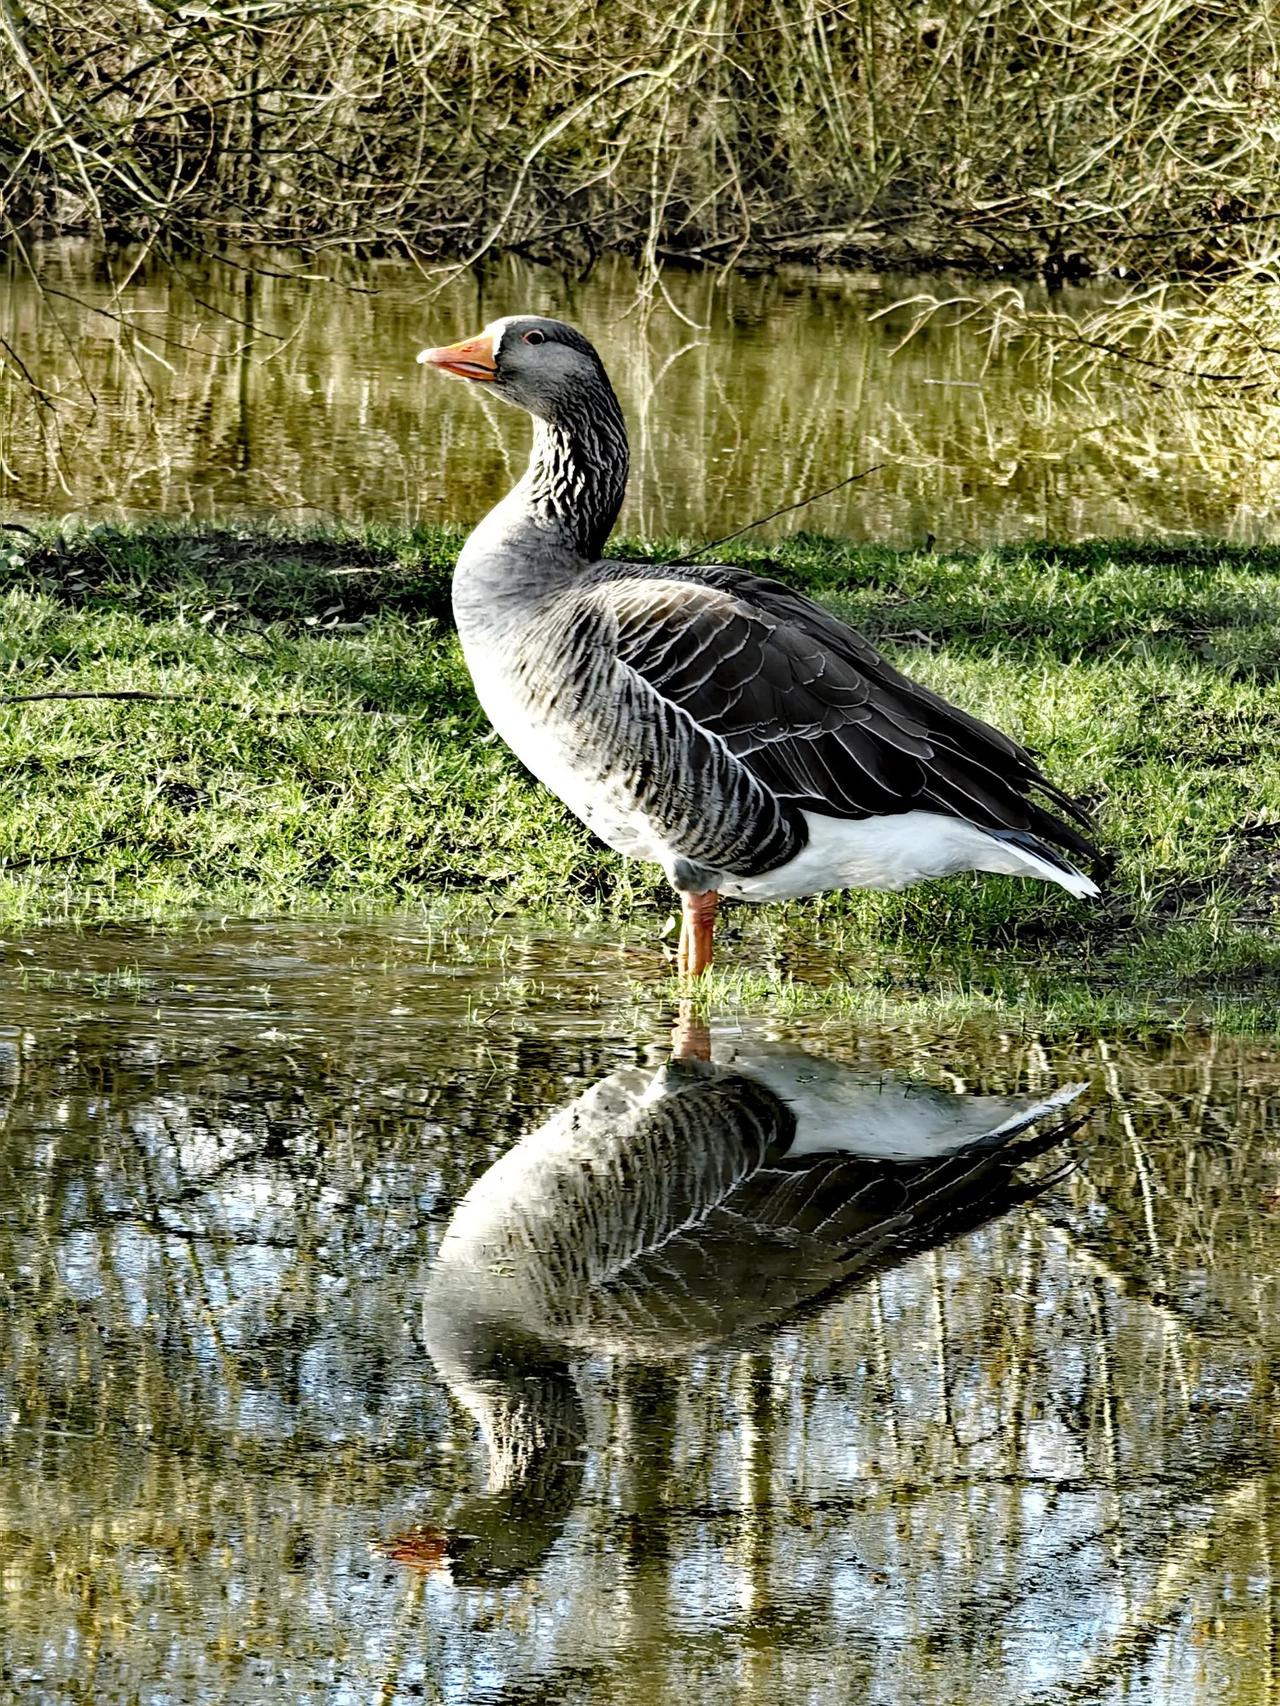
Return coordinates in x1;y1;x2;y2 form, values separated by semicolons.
721;809;1095;902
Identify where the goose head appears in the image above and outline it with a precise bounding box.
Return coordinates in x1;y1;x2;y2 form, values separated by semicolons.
377;1305;588;1586
418;315;614;427
419;313;629;559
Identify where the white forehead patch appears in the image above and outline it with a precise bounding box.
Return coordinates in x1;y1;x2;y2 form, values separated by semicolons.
485;316;522;359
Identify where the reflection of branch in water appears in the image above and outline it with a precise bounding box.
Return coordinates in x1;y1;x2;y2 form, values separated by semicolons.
1037;1162;1270;1363
1097;1037;1192;1412
1084;1273;1128;1596
1023;1476;1265;1706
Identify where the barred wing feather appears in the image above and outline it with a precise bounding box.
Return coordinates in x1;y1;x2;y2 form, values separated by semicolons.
590;561;1098;864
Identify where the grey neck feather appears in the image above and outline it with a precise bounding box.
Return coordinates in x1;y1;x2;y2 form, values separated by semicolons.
523;377;629;561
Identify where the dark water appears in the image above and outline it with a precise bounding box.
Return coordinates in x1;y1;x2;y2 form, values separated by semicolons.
3;244;1279;546
2;918;1278;1704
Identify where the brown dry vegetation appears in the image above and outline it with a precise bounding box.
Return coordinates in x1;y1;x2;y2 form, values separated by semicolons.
0;0;1278;279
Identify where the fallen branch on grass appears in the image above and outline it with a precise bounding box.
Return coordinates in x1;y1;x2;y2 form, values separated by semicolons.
0;688;405;717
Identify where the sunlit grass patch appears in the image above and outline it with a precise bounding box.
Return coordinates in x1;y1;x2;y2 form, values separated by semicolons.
2;521;1279;1003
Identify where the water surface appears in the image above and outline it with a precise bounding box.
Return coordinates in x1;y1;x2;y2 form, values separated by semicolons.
2;918;1278;1704
3;245;1279;545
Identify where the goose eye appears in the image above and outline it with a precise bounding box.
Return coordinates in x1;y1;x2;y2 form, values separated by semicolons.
523;329;546;345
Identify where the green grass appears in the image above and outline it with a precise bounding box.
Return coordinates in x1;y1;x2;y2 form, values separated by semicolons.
2;518;1279;1010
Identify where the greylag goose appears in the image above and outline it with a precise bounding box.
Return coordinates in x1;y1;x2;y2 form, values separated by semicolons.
382;1031;1085;1580
420;317;1102;973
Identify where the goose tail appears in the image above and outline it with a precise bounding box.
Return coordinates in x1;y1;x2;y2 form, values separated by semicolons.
981;827;1101;900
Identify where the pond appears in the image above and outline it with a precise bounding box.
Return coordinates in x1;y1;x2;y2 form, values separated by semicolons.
2;244;1279;547
2;917;1277;1704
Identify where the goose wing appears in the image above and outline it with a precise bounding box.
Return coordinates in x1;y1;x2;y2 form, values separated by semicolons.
562;1060;1079;1353
588;561;1097;858
430;1055;1080;1360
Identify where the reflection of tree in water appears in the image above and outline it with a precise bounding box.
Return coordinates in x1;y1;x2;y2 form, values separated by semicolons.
2;967;1279;1703
3;248;1277;544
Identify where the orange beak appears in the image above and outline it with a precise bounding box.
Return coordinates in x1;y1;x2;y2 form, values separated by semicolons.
372;1523;452;1574
417;331;497;383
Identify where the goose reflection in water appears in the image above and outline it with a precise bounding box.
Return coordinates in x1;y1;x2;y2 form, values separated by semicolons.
381;1019;1086;1584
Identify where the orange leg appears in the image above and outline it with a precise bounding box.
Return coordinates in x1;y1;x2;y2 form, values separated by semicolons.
676;889;720;979
671;999;712;1061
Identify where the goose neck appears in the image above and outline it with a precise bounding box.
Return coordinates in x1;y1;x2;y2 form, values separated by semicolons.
522;388;628;561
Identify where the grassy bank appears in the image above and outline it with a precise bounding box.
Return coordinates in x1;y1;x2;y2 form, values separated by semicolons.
2;520;1280;1000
